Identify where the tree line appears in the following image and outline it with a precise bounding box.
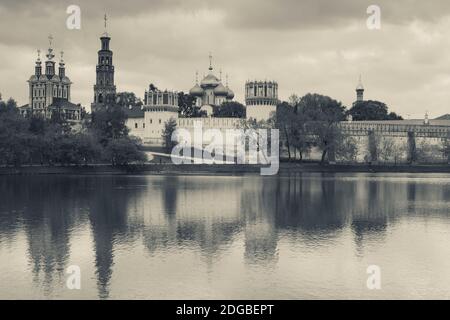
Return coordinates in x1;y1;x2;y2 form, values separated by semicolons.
0;98;146;167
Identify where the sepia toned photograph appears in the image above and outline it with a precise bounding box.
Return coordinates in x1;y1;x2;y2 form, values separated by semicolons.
0;0;450;306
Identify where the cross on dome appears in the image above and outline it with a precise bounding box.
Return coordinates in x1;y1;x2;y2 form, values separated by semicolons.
208;52;213;71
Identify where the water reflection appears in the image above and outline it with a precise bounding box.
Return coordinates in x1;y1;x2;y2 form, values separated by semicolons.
0;173;449;299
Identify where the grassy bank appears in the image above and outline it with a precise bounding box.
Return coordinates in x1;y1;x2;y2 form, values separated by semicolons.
1;162;450;176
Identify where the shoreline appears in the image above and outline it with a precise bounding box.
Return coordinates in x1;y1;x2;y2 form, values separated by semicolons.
1;163;450;176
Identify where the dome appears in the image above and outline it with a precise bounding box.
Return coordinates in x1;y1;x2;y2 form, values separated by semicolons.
200;73;220;88
29;75;38;82
62;76;71;84
213;83;228;96
226;88;235;99
189;84;204;97
51;75;60;82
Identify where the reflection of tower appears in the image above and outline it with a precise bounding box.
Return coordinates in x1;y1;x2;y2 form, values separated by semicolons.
355;75;364;103
92;14;116;111
245;80;279;121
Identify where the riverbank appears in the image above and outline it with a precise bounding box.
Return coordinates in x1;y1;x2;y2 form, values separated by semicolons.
1;162;450;175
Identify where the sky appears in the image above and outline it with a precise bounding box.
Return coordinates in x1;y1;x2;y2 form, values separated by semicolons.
1;0;450;118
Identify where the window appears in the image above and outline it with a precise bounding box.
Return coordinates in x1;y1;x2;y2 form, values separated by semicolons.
159;119;161;124
150;119;152;124
143;123;145;129
135;123;138;129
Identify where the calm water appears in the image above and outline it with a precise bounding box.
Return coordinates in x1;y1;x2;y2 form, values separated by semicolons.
0;173;450;299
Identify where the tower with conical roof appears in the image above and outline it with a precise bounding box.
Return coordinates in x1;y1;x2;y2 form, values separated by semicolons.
92;14;116;110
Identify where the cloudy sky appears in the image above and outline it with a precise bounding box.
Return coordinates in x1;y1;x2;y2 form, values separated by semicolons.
1;0;450;118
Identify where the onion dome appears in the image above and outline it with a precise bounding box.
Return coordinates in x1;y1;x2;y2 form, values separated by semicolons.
226;88;234;99
189;84;204;97
62;76;71;84
214;83;228;96
200;73;220;88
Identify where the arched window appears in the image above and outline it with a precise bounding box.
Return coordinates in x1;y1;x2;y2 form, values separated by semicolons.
135;123;138;129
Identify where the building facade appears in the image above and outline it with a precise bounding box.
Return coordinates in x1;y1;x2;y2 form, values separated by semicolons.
20;36;82;121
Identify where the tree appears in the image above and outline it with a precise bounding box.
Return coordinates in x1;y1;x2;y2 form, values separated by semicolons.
348;100;403;121
376;136;396;163
178;92;205;118
238;118;276;164
300;93;346;163
214;101;246;118
116;92;143;108
105;137;147;166
162;118;178;153
0;99;31;166
90;104;129;145
336;134;358;162
273;101;311;161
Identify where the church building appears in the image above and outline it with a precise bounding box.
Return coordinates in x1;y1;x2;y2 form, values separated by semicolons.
189;54;235;116
20;36;82;121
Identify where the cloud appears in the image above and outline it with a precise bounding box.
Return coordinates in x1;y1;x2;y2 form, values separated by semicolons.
1;0;450;118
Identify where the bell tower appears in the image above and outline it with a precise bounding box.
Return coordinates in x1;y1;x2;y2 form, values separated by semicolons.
92;14;116;111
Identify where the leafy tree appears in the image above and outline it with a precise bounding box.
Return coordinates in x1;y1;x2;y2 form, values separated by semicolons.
376;136;396;162
214;101;246;118
300;93;346;163
162;118;178;153
0;99;31;166
336;134;358;162
105;137;147;166
178;92;205;118
90;104;129;145
348;100;403;121
116;92;143;108
0;98;19;114
238;118;276;164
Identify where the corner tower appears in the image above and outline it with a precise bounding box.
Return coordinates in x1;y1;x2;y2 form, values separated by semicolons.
92;14;116;111
245;80;279;121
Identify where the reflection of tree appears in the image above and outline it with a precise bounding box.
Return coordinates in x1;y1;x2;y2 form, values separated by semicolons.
0;176;87;296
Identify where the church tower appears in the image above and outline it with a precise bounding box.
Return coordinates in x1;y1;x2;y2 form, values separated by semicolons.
92;14;116;110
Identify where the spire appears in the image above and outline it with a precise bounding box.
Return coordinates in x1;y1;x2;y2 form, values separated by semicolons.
59;51;65;66
356;74;364;90
195;71;199;84
226;74;229;87
219;69;222;81
59;51;66;78
102;13;110;37
35;49;42;76
208;52;213;71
